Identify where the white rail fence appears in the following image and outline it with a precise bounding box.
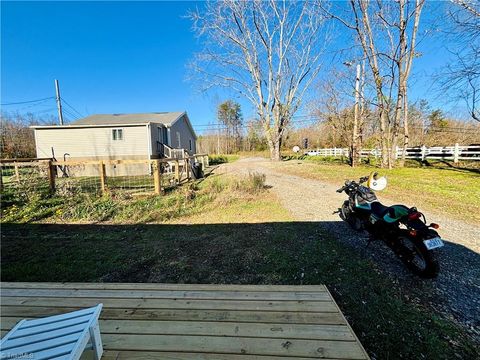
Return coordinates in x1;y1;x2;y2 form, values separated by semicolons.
305;144;480;163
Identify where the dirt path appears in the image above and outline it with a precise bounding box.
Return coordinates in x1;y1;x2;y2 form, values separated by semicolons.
218;157;480;340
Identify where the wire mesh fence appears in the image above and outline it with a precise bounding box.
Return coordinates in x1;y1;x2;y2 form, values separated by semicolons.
0;154;209;199
0;161;52;201
55;163;103;196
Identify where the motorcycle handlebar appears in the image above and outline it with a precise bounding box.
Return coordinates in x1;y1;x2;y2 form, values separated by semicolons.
337;181;352;193
359;176;369;184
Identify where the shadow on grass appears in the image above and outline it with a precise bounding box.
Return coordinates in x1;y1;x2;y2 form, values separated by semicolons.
1;221;479;358
412;159;480;174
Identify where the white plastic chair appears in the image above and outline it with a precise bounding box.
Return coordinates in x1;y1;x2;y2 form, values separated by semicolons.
1;304;103;360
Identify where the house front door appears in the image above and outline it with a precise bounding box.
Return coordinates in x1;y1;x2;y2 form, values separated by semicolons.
158;127;168;145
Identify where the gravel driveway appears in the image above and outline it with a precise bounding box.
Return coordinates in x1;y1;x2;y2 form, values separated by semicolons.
218;157;480;341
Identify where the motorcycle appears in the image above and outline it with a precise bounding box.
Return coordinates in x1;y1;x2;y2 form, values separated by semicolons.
336;172;443;278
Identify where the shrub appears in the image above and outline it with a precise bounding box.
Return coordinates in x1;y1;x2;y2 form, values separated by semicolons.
208;154;240;165
231;172;266;195
208;155;228;165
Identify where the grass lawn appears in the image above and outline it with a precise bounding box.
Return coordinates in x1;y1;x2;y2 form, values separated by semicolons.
1;172;479;359
280;158;480;224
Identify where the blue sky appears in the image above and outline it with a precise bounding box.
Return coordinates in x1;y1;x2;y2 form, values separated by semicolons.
1;1;465;132
1;1;226;129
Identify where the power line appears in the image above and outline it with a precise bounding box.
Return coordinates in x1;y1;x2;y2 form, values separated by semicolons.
62;98;85;118
63;110;78;120
14;98;55;111
18;107;58;116
62;108;80;121
34;107;58;114
196;121;479;135
196;118;321;132
195;113;479;133
1;96;55;106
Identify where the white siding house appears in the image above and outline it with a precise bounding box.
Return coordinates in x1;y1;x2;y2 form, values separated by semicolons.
32;112;197;161
34;124;150;160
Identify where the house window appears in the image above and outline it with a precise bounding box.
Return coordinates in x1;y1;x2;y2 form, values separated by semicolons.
176;132;181;147
189;139;192;151
112;129;123;141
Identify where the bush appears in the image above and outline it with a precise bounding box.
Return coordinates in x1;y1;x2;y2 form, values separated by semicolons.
281;154;306;161
231;172;266;194
303;155;348;164
208;154;240;165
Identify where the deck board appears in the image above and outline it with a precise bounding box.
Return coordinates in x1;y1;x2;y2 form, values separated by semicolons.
0;282;369;359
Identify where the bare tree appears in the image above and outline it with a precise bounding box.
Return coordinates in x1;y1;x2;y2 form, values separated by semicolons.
383;0;425;166
440;0;480;122
189;0;327;160
324;1;391;167
324;0;425;168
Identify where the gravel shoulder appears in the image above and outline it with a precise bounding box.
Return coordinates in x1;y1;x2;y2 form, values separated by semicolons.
218;157;480;341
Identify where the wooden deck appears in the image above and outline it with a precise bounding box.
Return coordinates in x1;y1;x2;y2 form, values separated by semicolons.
0;282;369;359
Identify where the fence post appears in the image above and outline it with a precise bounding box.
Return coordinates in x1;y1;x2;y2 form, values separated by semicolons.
98;161;107;194
174;160;180;184
47;160;56;193
205;155;209;167
394;146;399;160
14;163;20;182
185;158;190;181
420;145;427;161
153;160;161;194
453;143;460;164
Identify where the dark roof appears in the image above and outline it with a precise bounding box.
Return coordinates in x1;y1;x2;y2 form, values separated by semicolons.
69;112;185;126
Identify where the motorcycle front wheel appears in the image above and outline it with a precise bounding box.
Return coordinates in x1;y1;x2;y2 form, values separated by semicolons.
341;201;363;231
397;235;439;278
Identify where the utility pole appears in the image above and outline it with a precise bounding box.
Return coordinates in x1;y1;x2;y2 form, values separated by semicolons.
54;79;64;125
217;123;220;154
352;63;361;167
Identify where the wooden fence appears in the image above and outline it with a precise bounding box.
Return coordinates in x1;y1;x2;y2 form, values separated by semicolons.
305;144;480;163
0;154;209;196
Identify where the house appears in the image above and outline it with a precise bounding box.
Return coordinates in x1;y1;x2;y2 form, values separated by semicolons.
31;112;197;176
32;112;197;160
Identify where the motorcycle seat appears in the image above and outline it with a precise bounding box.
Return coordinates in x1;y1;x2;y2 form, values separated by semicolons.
370;201;390;217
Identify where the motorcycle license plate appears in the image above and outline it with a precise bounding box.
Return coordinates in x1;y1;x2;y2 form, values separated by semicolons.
423;237;444;250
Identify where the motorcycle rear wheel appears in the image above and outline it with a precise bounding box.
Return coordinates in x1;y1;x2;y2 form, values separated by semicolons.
398;235;439;278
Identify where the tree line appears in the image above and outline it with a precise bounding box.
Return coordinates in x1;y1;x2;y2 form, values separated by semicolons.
197;99;480;155
0;112;56;159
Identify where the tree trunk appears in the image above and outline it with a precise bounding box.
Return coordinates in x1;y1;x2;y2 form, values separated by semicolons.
390;89;404;168
351;64;361;168
271;140;282;161
267;135;282;161
377;97;389;168
400;92;409;167
266;122;283;161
